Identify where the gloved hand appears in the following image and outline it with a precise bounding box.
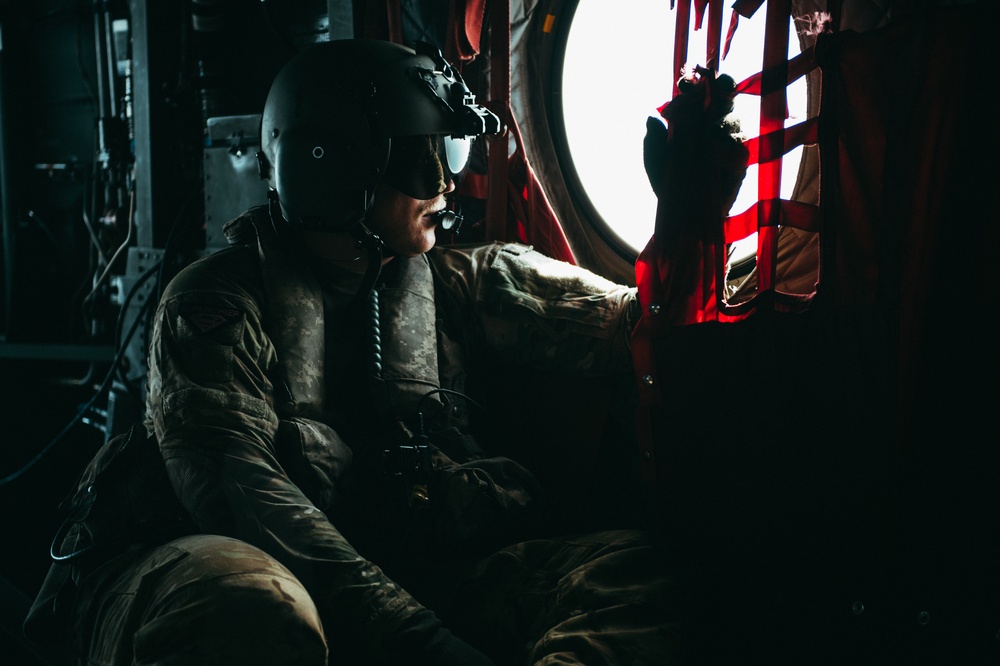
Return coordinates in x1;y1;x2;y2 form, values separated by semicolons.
430;450;543;549
642;68;749;251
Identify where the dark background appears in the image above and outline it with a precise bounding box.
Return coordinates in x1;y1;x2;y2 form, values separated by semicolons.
0;2;329;662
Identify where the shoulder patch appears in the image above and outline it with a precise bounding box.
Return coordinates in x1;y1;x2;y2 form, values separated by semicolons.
178;303;244;335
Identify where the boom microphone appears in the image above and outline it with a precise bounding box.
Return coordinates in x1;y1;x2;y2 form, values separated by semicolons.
431;207;464;233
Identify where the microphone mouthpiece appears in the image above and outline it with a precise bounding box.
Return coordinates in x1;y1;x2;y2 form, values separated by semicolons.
432;209;464;233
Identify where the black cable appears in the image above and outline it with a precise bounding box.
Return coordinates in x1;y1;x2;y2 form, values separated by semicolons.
416;387;486;422
0;259;162;487
349;221;386;311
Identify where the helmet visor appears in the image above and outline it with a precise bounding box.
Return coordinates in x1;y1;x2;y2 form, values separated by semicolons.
383;134;472;200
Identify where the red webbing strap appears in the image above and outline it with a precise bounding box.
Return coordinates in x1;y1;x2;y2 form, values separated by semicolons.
723;9;739;59
725;0;765;59
385;0;403;43
444;0;487;65
693;0;708;30
725;198;820;243
735;45;817;96
485;0;511;243
504;116;576;262
634;0;694;486
742;116;818;170
637;0;695;484
445;0;460;63
672;0;691;98
632;240;666;484
705;0;726;320
706;0;724;71
725;118;821;245
756;0;790;293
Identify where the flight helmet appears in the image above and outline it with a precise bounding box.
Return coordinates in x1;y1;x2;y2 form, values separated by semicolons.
258;38;503;231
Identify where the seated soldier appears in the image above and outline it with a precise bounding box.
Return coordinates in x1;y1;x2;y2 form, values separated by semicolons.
25;38;675;665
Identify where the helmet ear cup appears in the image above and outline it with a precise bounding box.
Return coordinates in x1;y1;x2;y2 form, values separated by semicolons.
269;95;390;228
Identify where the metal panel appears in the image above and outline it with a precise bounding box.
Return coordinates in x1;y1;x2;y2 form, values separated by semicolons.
129;0;196;249
204;114;270;249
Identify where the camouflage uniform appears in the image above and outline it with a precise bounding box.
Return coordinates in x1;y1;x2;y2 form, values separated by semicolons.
27;205;679;665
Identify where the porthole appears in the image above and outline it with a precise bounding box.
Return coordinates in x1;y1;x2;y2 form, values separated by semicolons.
554;1;809;259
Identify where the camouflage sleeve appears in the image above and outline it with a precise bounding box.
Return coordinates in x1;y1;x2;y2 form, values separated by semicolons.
144;251;480;663
145;254;278;448
430;243;639;375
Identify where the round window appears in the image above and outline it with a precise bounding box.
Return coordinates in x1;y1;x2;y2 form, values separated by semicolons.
559;2;809;257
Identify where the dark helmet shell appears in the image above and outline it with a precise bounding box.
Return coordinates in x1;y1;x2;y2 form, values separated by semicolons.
258;39;501;230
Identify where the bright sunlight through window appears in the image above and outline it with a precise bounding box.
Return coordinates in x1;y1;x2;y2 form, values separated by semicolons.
561;2;808;254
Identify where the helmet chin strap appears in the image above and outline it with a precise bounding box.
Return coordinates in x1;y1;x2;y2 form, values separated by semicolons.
266;191;386;307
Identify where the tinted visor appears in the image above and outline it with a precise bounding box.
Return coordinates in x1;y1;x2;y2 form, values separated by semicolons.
383;134;472;200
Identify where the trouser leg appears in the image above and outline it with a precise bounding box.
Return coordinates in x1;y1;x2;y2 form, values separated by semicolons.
452;529;681;666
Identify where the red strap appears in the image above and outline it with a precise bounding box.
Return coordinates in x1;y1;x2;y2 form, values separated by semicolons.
673;0;691;98
735;46;818;97
444;0;459;62
756;0;791;293
445;0;487;64
742;116;819;167
706;0;724;71
385;0;403;43
503;117;576;263
486;0;511;243
455;172;489;200
634;0;824;493
693;0;709;30
725;199;820;244
723;9;740;60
